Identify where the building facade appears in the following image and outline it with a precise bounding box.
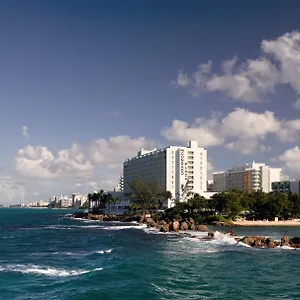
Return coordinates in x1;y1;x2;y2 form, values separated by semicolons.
272;180;300;194
123;141;207;201
213;161;282;193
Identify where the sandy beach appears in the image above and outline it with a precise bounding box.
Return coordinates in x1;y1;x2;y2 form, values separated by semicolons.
233;220;300;226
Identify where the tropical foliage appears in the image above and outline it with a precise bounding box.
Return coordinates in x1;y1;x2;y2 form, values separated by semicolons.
165;190;300;221
128;178;172;214
87;190;117;213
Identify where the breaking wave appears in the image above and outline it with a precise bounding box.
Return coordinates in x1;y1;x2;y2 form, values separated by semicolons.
0;264;103;277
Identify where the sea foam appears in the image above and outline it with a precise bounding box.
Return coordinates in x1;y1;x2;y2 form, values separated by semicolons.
0;264;103;277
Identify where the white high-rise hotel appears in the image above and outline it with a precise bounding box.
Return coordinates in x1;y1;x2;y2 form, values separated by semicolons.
213;161;282;193
123;141;207;200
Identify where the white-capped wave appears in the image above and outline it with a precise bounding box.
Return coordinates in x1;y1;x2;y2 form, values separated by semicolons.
0;264;103;277
102;224;147;230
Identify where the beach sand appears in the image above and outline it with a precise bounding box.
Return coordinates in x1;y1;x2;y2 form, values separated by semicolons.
233;220;300;226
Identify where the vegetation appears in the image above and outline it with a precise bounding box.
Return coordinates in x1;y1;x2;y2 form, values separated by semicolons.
87;190;118;213
128;178;172;214
165;190;300;222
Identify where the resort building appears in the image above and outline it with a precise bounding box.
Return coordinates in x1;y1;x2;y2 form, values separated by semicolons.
271;180;300;194
123;141;207;201
113;176;124;192
72;193;88;208
212;161;282;193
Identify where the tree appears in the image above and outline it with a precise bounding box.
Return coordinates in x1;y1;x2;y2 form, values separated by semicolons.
128;178;171;214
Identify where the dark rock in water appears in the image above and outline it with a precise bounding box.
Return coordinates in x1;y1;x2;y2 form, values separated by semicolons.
188;218;195;224
290;237;300;248
72;212;87;219
197;225;208;232
145;217;156;227
208;232;214;238
180;221;189;231
226;230;236;236
281;235;290;247
239;236;279;248
160;224;170;233
170;220;180;232
189;223;196;231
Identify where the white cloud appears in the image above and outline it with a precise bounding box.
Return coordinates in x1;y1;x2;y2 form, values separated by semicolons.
293;98;300;110
15;143;92;179
88;136;155;167
277;146;300;176
161;113;224;147
162;108;300;155
0;176;25;204
22;126;29;139
175;30;300;105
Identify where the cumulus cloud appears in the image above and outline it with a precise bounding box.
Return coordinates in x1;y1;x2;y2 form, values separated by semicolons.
277;146;300;176
162;108;300;154
293;98;300;111
15;143;93;179
0;176;25;204
22;126;29;138
88;136;155;167
175;31;300;105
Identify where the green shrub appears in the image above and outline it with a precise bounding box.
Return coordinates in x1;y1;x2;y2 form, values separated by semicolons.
203;215;233;225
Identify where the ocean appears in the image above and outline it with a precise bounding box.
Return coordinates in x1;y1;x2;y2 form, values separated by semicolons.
1;208;300;300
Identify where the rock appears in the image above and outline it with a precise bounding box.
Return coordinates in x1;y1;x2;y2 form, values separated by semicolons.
170;220;180;232
197;225;208;232
290;237;300;248
189;224;196;231
160;224;170;233
72;212;87;219
208;232;214;238
281;235;290;247
180;222;189;231
188;218;195;224
158;220;167;226
226;230;236;236
145;217;156;227
239;236;280;248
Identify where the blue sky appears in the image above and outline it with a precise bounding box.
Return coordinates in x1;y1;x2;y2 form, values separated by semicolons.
0;1;300;204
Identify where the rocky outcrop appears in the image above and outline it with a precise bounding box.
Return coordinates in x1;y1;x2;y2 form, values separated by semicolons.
180;222;189;231
197;225;208;232
238;236;280;248
281;235;290;247
226;230;236;236
160;224;170;232
237;235;300;248
170;220;180;232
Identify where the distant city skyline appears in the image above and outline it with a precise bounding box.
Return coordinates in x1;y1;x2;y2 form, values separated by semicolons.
0;1;300;204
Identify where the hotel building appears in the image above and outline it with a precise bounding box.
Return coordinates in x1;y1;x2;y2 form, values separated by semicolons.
271;180;300;194
213;161;282;193
123;141;207;201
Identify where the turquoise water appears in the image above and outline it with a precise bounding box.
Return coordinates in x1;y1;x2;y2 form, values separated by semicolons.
1;208;300;300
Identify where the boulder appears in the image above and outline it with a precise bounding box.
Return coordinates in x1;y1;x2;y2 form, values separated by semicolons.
180;222;189;231
290;237;300;248
239;236;279;248
145;217;156;227
197;225;208;232
188;218;195;224
281;235;290;247
158;220;167;226
208;232;214;238
160;224;170;233
226;230;236;236
170;220;180;232
189;224;196;231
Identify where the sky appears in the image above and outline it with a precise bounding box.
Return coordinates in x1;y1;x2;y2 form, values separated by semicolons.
0;0;300;204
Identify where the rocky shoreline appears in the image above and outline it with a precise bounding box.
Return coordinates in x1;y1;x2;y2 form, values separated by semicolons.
71;212;300;249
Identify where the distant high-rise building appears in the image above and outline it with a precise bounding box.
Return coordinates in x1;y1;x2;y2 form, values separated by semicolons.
213;161;282;193
123;141;207;200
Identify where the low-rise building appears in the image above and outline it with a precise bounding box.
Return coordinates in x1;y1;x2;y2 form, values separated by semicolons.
272;180;300;194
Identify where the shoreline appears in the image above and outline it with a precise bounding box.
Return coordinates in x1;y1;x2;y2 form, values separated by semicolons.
232;220;300;227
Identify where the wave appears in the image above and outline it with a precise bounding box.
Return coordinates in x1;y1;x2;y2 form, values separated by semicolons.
0;264;103;277
102;224;147;230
